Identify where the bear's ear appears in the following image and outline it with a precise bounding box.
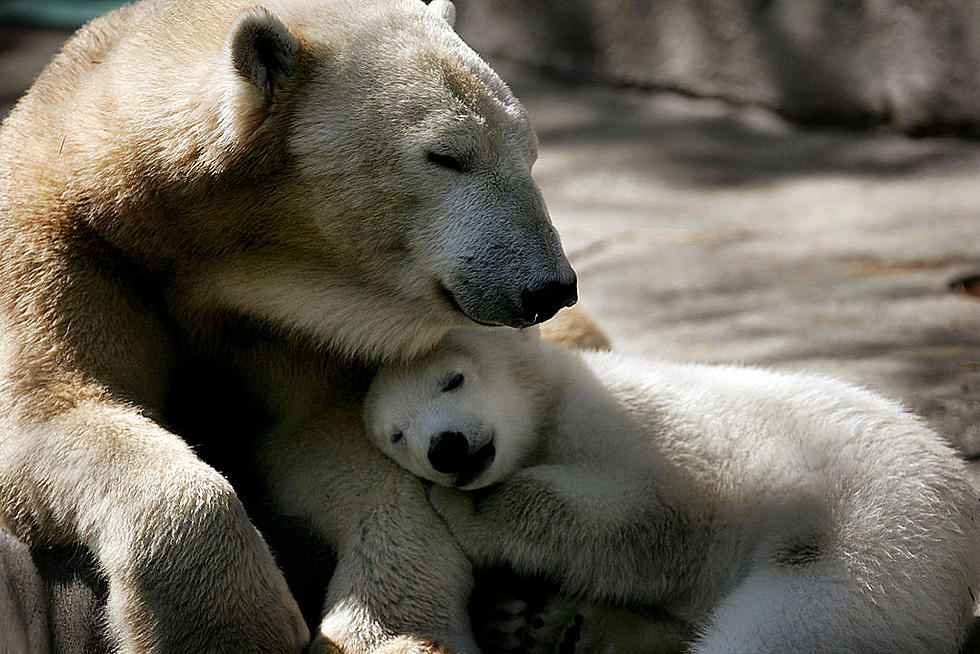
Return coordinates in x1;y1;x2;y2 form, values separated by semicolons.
229;7;300;101
428;0;456;29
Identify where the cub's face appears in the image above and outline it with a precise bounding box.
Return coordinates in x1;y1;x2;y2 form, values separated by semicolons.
363;328;542;489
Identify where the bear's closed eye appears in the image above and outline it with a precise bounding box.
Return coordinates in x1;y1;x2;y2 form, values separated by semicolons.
427;151;466;172
442;373;464;392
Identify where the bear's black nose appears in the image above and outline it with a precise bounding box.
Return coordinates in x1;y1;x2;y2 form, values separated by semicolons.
520;275;578;325
428;431;469;474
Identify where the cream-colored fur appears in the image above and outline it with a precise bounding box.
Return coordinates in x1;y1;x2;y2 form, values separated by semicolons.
0;1;583;652
364;328;980;653
538;304;611;351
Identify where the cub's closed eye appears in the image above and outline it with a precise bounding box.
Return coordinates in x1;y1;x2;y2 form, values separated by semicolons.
389;431;404;444
426;151;465;172
442;373;464;392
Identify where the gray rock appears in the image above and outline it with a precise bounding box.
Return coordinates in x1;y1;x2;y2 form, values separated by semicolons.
456;0;980;134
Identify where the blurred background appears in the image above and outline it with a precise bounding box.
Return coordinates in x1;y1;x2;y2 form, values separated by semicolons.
3;0;980;567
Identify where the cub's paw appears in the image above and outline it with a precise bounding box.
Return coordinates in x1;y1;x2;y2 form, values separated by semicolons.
471;576;690;654
472;587;585;654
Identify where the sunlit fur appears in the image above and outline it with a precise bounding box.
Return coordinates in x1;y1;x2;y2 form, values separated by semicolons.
0;0;574;652
367;328;980;653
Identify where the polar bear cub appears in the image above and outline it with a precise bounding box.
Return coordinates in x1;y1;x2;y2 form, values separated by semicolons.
363;327;980;653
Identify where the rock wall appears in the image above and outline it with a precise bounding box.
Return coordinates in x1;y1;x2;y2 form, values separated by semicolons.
456;0;980;134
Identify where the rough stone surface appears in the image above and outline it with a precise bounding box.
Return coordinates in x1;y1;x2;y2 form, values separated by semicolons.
456;0;980;135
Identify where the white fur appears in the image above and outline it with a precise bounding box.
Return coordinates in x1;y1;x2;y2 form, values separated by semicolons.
428;0;456;28
0;0;574;651
365;328;980;653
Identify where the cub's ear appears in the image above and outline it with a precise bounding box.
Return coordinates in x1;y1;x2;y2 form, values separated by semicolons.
428;0;456;28
229;7;300;100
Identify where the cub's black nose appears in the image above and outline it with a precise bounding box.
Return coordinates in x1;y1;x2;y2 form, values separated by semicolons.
428;431;469;474
520;276;578;325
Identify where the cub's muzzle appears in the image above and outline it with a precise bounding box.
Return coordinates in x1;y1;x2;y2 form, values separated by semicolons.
427;430;496;487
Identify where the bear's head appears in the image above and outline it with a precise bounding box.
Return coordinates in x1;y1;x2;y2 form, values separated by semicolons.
51;0;577;361
363;327;547;489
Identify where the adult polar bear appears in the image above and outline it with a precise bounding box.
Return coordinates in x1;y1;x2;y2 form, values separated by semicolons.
364;328;980;653
0;0;580;652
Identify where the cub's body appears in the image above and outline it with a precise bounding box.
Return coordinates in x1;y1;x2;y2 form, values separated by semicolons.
365;329;980;653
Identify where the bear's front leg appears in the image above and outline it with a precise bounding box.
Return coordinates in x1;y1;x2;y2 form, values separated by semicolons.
257;408;479;654
0;400;308;654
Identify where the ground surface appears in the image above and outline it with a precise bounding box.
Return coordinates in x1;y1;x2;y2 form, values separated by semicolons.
3;23;980;650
